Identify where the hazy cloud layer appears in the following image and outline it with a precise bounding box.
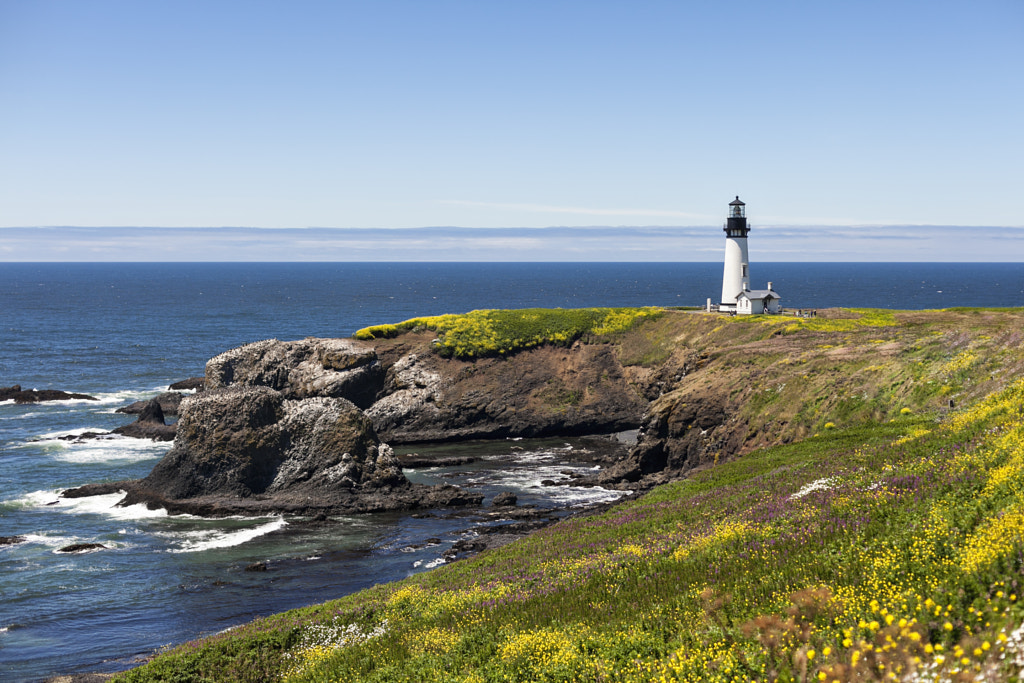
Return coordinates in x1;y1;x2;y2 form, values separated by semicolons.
1;226;1021;262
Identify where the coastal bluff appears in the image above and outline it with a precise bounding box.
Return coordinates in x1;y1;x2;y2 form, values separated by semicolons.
71;307;1024;516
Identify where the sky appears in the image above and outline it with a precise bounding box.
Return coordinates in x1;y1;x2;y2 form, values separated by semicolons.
1;1;1022;261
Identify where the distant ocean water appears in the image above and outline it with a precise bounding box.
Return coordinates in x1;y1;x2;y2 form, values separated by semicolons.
1;262;1021;681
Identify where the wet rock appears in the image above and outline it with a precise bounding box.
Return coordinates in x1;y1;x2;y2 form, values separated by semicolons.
491;491;518;507
1;385;98;403
114;385;482;516
443;538;488;562
117;392;185;416
57;543;107;553
245;562;268;572
0;535;27;546
113;399;177;441
169;377;206;391
62;482;131;498
51;432;109;442
591;388;734;488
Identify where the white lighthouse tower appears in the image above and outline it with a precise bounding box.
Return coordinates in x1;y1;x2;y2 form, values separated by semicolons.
719;196;750;312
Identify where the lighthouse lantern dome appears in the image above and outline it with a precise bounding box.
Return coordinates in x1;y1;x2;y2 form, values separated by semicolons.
729;196;745;218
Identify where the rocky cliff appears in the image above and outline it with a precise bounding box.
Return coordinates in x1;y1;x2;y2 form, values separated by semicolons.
111;385;478;516
82;307;1024;515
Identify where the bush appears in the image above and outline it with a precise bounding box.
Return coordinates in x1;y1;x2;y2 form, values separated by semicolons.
354;307;663;359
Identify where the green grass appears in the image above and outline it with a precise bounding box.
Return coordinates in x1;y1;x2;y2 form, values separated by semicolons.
353;307;663;359
116;308;1024;682
117;377;1024;682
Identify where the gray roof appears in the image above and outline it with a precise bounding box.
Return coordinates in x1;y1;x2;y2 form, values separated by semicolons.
737;289;781;301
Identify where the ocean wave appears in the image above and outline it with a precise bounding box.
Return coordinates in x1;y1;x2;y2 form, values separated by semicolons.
30;430;170;464
7;491;172;521
19;533;79;548
163;518;288;553
469;463;628;507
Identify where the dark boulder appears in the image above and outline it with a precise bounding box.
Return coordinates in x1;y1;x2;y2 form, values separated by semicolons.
57;543;107;553
491;491;518;507
1;385;98;403
116;385;482;516
169;377;206;391
112;399;177;441
1;535;27;546
117;392;185;416
62;482;132;498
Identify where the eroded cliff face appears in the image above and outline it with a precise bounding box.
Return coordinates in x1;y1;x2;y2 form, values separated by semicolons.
205;337;384;408
115;383;479;516
198;334;649;444
368;335;648;442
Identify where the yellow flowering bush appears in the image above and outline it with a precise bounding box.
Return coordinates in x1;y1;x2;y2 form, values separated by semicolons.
354;307;662;358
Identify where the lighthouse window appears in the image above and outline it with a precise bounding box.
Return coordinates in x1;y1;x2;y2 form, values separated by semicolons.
742;265;748;277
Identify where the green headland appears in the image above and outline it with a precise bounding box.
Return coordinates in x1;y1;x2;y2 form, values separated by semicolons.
116;306;1024;682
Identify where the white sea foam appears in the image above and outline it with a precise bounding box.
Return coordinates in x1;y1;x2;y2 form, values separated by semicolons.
38;427;115;439
164;518;288;553
461;459;627;507
512;452;557;464
59;492;171;520
97;386;190;413
20;533;79;549
8;490;171;521
541;485;626;507
31;430;170;464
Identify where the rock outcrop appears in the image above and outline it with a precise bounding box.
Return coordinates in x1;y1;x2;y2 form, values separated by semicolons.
112;399;177;441
57;543;107;553
368;340;648;443
205;338;384;409
1;385;97;403
117;385;479;516
592;388;737;487
169;377;206;391
117;391;185;416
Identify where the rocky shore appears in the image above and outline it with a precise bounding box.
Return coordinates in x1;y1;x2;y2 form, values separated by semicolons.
66;333;664;517
68;308;960;524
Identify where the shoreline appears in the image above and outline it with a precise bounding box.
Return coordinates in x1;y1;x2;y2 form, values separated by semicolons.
40;434;636;682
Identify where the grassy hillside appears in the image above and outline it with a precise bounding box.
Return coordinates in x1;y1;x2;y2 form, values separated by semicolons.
116;308;1024;683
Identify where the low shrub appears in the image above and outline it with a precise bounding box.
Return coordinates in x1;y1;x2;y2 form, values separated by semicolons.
354;307;663;359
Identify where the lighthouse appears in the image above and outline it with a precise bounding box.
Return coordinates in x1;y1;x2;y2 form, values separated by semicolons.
719;196;750;311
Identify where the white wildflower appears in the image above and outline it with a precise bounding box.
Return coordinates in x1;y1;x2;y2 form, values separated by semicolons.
790;477;839;500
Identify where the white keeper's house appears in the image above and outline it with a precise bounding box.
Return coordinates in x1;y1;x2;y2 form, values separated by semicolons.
714;196;781;315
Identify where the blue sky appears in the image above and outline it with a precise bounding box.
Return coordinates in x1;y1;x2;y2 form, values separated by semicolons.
1;1;1022;260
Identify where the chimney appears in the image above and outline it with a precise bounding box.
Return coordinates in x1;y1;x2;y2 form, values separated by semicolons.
767;281;773;291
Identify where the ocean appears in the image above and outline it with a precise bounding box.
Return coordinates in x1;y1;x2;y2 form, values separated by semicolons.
1;262;1022;681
